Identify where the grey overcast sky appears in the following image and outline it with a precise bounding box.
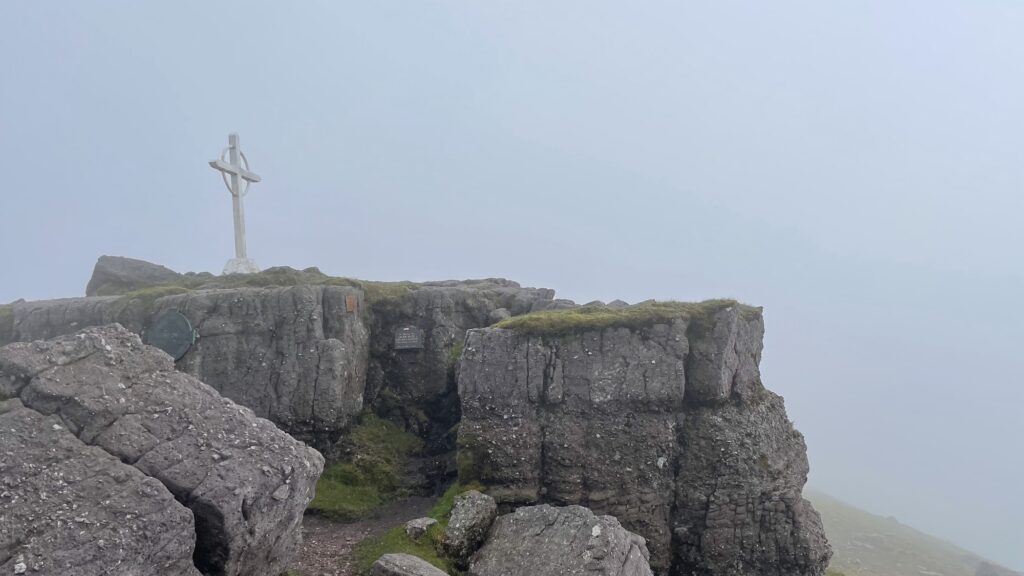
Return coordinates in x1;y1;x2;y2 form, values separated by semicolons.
1;1;1022;568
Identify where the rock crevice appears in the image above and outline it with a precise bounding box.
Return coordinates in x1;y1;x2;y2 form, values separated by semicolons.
456;305;830;576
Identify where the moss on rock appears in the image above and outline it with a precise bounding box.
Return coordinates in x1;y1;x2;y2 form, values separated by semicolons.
307;413;424;521
493;299;761;336
352;481;485;575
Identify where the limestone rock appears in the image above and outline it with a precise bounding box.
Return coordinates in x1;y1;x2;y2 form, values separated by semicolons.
370;553;449;576
469;504;653;576
364;279;569;485
5;284;369;446
405;517;438;539
6;295;145;344
456;303;831;575
441;490;497;565
85;255;182;296
0;398;200;576
0;325;325;576
155;285;369;442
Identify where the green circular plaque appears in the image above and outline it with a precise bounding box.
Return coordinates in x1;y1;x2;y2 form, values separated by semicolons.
143;310;197;361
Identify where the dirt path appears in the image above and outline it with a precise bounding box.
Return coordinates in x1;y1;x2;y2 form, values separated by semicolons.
292;496;436;576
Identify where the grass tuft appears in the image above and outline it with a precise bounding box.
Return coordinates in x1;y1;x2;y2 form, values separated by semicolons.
307;413;424;521
352;524;450;574
351;482;486;575
493;299;761;336
98;267;418;308
446;341;465;370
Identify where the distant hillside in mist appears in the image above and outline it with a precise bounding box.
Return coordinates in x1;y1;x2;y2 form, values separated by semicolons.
807;489;1020;576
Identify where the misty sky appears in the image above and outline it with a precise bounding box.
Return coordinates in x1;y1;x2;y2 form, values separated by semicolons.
2;1;1022;568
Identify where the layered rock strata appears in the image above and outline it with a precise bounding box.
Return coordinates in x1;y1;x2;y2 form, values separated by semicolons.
457;303;830;575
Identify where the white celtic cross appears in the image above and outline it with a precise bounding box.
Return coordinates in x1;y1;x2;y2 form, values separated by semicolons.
209;133;261;274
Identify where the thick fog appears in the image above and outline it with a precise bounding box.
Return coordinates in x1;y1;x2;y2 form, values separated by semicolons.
1;1;1021;568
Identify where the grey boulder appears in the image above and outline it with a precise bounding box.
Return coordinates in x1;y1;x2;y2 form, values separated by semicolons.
0;325;325;576
85;255;182;296
405;517;438;539
0;398;200;576
441;490;497;565
469;504;653;576
370;553;448;576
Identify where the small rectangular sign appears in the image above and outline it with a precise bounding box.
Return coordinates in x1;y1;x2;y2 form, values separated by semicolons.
346;294;358;313
394;326;425;350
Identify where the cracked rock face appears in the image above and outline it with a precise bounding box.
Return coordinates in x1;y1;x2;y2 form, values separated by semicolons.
457;305;831;575
0;398;200;576
5;284;369;447
156;285;368;444
469;504;653;576
0;325;325;576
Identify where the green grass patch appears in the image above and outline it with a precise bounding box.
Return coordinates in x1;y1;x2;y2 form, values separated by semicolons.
115;285;193;307
98;267;418;308
493;299;761;336
353;524;450;575
307;413;424;521
446;341;465;370
351;482;485;575
456;433;491;485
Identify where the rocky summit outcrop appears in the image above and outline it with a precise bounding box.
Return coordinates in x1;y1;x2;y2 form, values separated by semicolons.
0;398;200;576
2;260;565;458
469;504;654;576
0;325;324;576
4;282;370;446
457;302;831;576
86;255;184;296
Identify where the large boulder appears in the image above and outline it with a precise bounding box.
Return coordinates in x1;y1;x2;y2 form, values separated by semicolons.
441;490;497;565
86;255;183;296
469;504;653;576
370;554;449;576
0;398;200;576
0;325;325;576
457;302;831;575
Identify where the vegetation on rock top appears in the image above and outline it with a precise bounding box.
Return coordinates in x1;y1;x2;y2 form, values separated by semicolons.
107;266;418;308
307;413;424;521
493;299;761;336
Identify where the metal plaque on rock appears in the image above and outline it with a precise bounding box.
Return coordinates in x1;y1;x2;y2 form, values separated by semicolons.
394;325;425;351
143;310;198;361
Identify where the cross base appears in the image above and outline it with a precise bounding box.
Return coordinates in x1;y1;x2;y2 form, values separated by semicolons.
223;258;260;275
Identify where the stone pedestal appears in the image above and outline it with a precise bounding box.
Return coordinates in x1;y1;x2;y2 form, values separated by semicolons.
223;257;260;275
